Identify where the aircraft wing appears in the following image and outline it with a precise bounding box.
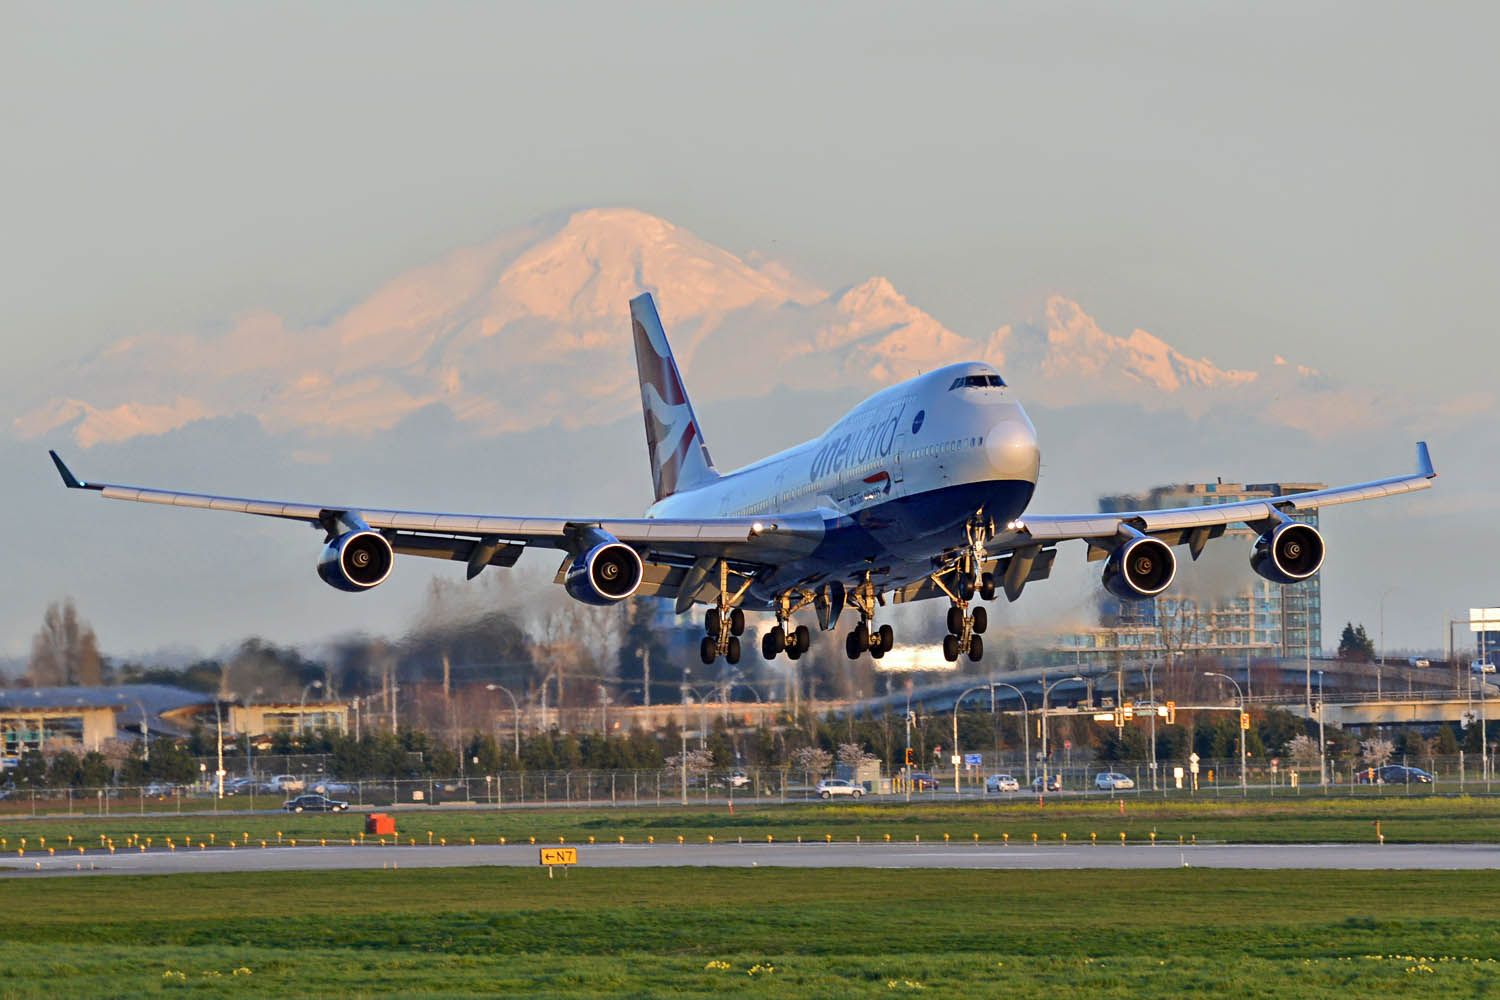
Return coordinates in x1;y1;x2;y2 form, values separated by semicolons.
986;442;1435;565
46;451;825;595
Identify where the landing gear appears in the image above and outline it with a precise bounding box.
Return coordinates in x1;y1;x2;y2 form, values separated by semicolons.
843;573;895;659
700;563;752;665
932;514;1000;662
759;590;815;662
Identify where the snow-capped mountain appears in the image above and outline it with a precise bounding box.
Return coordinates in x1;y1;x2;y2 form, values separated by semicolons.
14;207;1366;447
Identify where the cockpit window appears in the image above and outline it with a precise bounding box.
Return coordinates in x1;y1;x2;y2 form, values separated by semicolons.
948;374;1005;390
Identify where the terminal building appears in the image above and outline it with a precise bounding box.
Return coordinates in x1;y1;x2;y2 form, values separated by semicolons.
1049;480;1325;668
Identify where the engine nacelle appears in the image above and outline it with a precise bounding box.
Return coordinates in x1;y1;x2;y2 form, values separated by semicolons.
1251;521;1325;584
1102;534;1176;600
317;530;394;592
563;540;644;605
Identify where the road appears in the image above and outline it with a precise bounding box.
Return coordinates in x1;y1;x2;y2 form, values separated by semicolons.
7;840;1500;877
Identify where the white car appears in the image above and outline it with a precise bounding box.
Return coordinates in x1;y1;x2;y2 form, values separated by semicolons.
985;774;1020;793
815;778;864;799
1095;771;1135;791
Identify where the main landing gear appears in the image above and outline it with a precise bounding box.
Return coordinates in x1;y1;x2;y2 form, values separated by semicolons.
699;561;756;665
844;573;895;661
761;589;813;662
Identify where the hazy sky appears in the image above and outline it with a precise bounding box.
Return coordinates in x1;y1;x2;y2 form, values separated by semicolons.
1;3;1495;657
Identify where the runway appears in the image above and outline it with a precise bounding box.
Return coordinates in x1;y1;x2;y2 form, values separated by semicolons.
7;840;1500;877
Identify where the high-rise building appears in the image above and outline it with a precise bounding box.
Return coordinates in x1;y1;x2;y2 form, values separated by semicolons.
1051;480;1324;667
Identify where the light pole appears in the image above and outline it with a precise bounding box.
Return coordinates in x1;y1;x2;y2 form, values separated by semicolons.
1146;660;1161;790
989;681;1031;788
680;669;690;805
636;648;652;709
1316;669;1327;786
116;694;150;763
951;686;990;796
1205;671;1247;795
598;685;610;734
214;699;226;798
1378;587;1397;700
484;683;522;758
299;680;324;736
1040;675;1084;793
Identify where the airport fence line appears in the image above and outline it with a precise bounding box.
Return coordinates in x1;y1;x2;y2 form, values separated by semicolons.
1;755;1496;817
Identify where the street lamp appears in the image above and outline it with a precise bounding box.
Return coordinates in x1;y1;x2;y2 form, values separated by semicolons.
951;685;991;796
989;681;1031;788
680;669;691;805
299;680;324;736
1204;671;1247;795
1145;660;1162;790
115;694;150;763
484;683;522;758
1316;669;1327;786
1378;587;1397;700
1040;675;1085;793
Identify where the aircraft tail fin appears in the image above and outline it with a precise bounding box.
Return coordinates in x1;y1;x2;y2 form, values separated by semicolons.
630;293;719;501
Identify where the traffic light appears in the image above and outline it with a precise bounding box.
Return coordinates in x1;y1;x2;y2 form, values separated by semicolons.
1122;701;1134;722
1240;711;1251;731
1165;701;1176;725
904;748;915;768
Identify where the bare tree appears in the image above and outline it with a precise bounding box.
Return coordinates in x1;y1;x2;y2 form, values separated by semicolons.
837;742;877;768
1285;734;1320;768
28;599;103;686
1359;738;1395;768
791;746;833;782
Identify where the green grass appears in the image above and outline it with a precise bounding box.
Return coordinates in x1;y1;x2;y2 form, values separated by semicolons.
4;794;1500;853
3;867;1500;997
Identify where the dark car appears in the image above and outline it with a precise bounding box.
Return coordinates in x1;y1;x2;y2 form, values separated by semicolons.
1377;765;1434;784
909;771;940;791
283;793;349;813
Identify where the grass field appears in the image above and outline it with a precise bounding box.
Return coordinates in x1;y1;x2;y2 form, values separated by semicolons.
3;867;1500;997
3;795;1500;854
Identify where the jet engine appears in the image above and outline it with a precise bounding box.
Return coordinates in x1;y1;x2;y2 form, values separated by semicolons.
318;530;394;592
1102;534;1176;600
1251;520;1325;584
564;538;645;605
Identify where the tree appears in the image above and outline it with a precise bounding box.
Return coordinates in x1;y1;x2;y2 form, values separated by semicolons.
1359;737;1395;768
1338;622;1376;661
28;599;103;686
1435;725;1461;756
1285;734;1320;768
790;746;832;781
837;742;877;769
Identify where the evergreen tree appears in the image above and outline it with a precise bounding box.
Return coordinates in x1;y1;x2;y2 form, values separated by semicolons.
1338;622;1376;660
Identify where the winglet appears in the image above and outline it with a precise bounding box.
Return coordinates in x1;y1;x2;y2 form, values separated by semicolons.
49;450;99;490
1417;441;1436;479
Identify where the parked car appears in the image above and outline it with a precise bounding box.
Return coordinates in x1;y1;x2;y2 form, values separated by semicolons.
909;771;940;791
282;793;349;813
1031;773;1063;792
266;774;306;793
815;778;864;799
142;782;176;798
312;780;355;795
1095;772;1135;791
985;774;1020;793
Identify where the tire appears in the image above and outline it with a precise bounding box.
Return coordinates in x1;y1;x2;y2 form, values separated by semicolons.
878;624;894;652
699;636;716;664
958;573;977;601
946;606;965;635
845;631;861;660
729;608;746;636
971;606;988;635
979;572;997;602
705;608;721;638
870;643;885;660
821;791;831;799
726;636;741;665
762;631;779;660
967;634;984;662
852;789;863;798
942;634;960;662
853;622;870;651
793;625;811;653
294;806;304;813
768;625;786;654
787;644;802;661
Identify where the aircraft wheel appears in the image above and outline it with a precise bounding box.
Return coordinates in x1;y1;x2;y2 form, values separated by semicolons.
967;634;984;662
947;606;965;635
853;621;870;651
979;572;997;602
971;607;988;635
845;631;861;660
769;624;786;652
942;634;960;662
878;623;894;652
871;643;885;660
787;644;802;661
958;572;977;601
699;636;716;664
726;636;741;665
705;608;721;638
793;625;811;653
729;608;746;636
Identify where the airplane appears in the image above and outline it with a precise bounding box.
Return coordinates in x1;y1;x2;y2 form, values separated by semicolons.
49;293;1436;667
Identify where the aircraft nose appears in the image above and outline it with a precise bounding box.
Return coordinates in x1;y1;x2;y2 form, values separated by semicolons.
986;413;1040;484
